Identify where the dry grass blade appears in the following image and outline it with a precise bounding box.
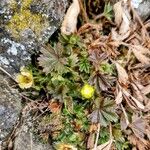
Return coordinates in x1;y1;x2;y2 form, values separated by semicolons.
87;133;95;149
93;123;100;150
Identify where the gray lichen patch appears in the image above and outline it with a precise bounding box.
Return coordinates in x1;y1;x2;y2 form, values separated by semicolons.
0;37;31;75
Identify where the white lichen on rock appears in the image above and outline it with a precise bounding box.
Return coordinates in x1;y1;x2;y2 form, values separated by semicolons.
0;57;10;66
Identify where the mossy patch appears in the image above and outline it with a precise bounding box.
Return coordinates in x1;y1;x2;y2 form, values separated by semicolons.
6;0;49;39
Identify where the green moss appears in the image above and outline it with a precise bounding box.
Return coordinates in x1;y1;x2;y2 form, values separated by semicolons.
6;0;49;39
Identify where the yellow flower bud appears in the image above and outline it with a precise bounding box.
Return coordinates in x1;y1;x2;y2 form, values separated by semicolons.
81;84;95;99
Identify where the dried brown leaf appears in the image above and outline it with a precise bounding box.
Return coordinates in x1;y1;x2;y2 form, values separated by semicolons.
123;89;145;110
61;0;80;35
113;1;123;27
115;62;129;85
128;135;150;150
111;28;130;42
115;90;123;104
48;101;62;113
113;1;131;34
131;83;145;103
131;45;150;65
120;112;128;130
141;84;150;95
121;104;130;128
119;11;130;35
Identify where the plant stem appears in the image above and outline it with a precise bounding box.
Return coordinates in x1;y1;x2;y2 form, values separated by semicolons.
94;123;100;150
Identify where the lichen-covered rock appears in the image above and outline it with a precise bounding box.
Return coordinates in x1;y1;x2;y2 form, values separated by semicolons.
1;0;68;49
0;0;68;75
0;71;21;142
0;33;31;75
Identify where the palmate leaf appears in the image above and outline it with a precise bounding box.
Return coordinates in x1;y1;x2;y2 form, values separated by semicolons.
90;98;118;127
38;44;68;75
90;71;114;92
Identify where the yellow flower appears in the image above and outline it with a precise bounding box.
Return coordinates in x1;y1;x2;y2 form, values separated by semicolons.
16;67;33;89
55;143;77;150
81;84;95;99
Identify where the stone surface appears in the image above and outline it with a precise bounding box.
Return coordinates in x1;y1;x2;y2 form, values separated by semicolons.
0;71;22;142
14;129;53;150
135;0;150;20
0;0;68;75
0;71;53;149
13;120;53;150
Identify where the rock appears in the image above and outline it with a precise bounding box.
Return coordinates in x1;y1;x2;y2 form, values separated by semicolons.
0;71;21;143
0;0;68;75
0;30;31;76
14;129;53;150
134;0;150;20
13;119;53;150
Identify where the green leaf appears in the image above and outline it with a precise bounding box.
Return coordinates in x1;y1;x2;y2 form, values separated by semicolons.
69;134;78;142
98;128;110;144
101;111;118;123
38;44;68;75
90;98;118;126
104;3;113;20
79;57;91;74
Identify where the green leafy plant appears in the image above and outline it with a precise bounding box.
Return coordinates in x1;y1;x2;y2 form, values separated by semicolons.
90;97;118;127
38;43;68;75
54;103;89;149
